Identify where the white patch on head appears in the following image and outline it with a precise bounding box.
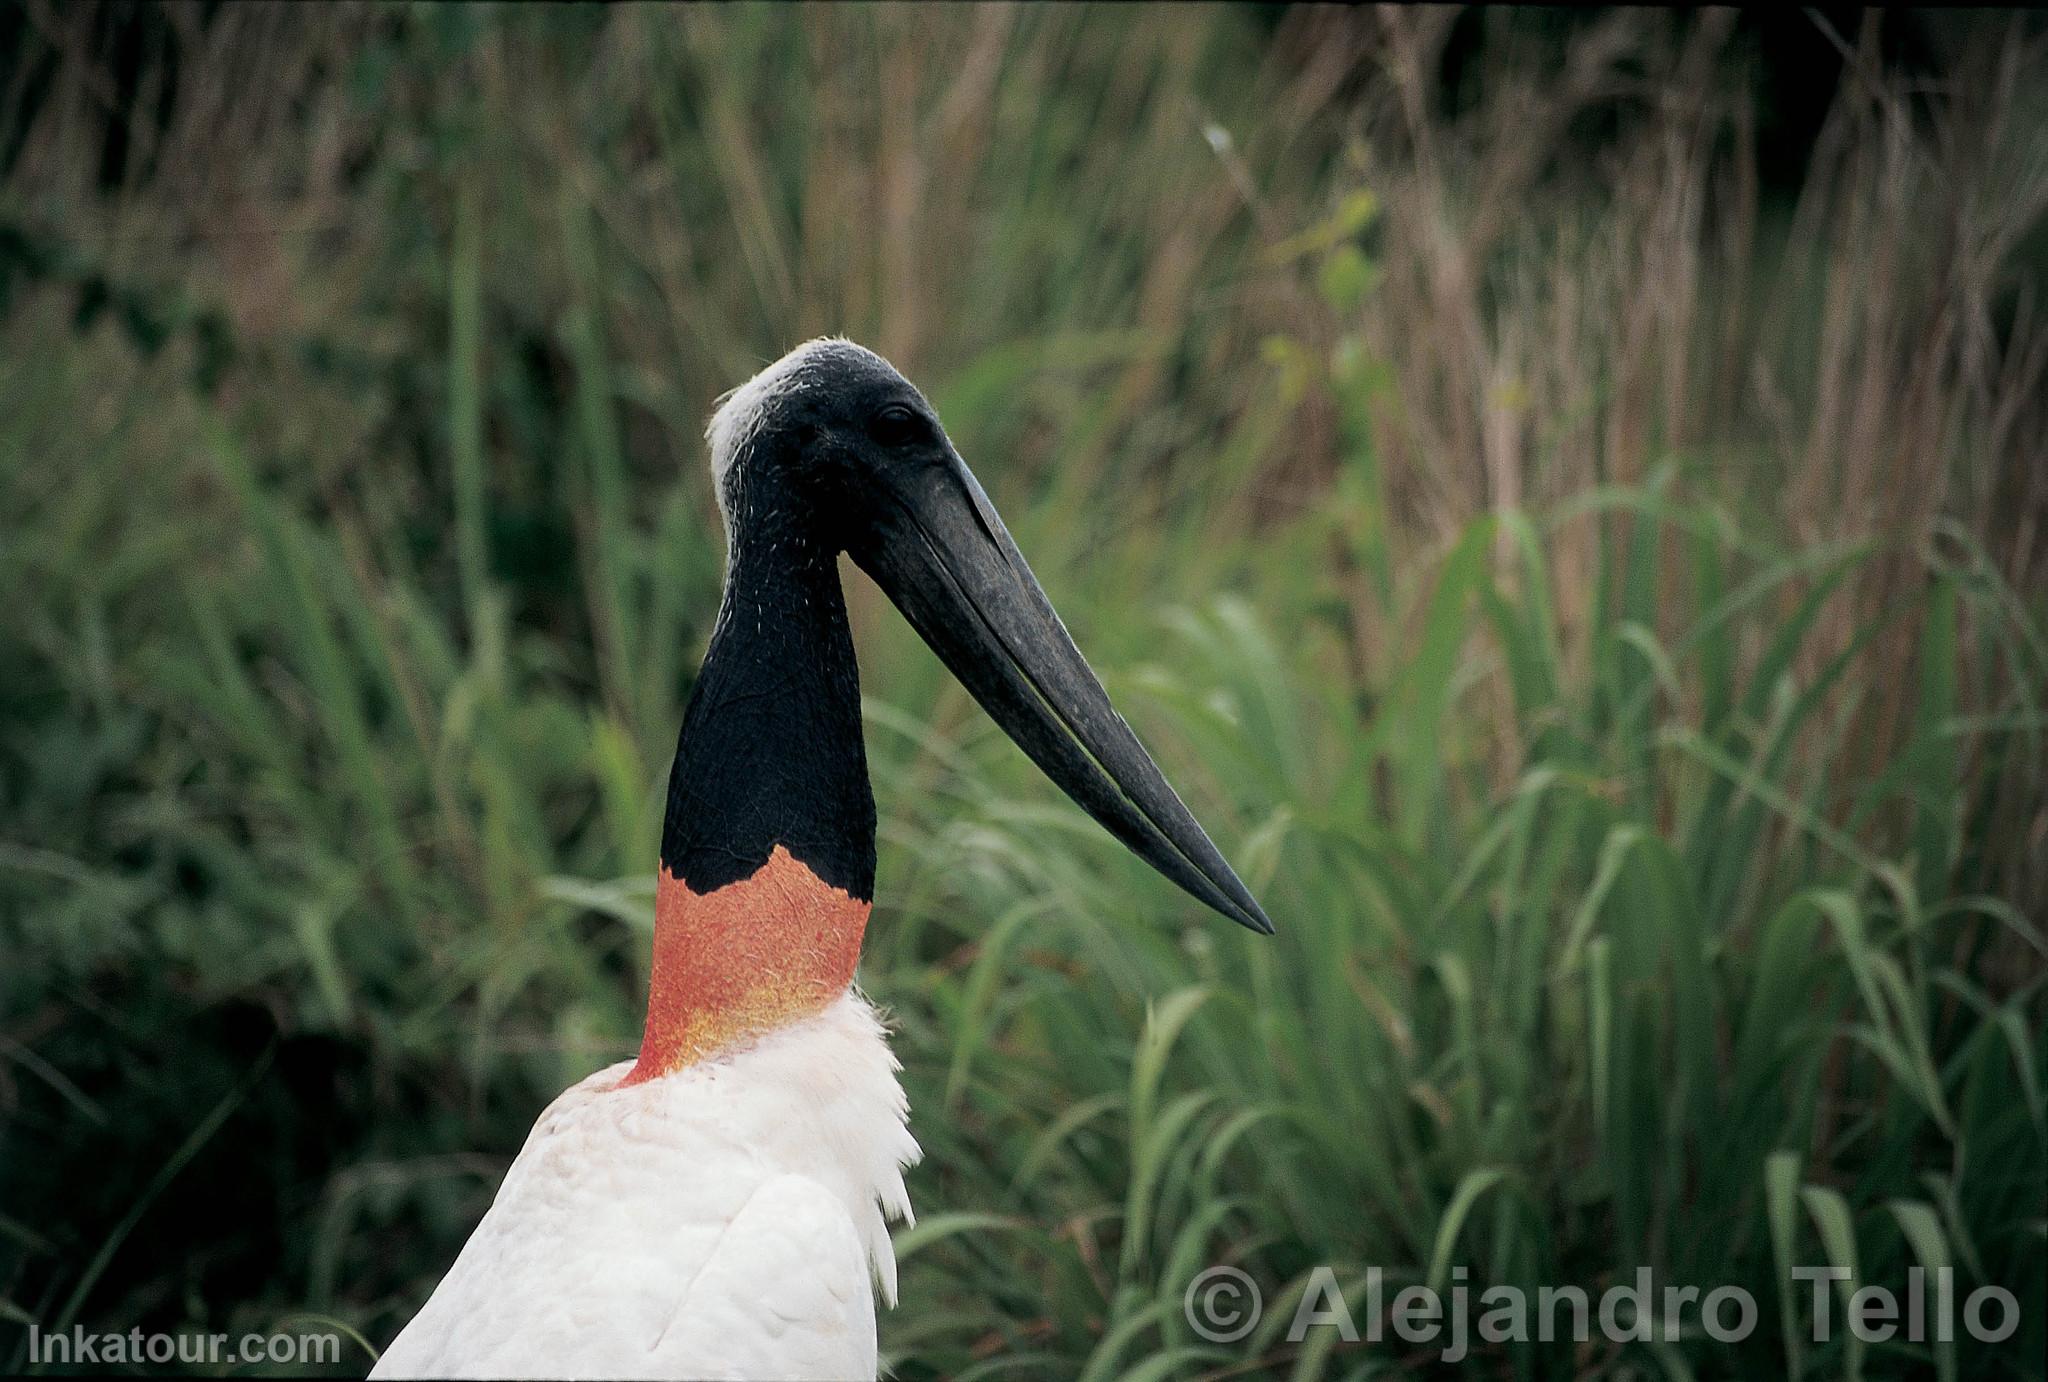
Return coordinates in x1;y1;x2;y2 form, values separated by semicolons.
704;337;890;535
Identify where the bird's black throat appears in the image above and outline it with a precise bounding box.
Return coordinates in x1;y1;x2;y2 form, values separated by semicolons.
658;470;877;901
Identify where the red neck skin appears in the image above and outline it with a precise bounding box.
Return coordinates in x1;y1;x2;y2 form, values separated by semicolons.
623;845;871;1084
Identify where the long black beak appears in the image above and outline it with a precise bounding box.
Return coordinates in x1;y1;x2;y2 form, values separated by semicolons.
850;451;1275;935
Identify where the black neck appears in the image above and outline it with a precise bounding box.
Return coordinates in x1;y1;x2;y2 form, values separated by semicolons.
658;492;876;900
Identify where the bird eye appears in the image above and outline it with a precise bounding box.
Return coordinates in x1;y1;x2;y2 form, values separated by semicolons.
867;404;923;448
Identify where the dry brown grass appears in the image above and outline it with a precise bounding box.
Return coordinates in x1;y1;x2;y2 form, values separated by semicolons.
6;5;2043;891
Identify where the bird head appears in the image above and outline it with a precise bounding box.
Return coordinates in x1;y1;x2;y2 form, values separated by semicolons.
705;339;1273;936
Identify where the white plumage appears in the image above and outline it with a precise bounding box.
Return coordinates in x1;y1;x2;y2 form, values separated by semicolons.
371;993;920;1380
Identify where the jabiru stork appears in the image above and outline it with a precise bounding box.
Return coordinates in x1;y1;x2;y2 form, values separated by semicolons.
370;339;1273;1379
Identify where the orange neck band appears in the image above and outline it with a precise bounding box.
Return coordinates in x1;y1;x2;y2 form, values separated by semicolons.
624;845;871;1083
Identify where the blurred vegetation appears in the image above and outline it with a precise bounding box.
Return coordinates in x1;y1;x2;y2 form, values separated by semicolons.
2;4;2044;1379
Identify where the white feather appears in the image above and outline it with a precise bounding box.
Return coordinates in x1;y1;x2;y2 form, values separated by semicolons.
371;992;920;1380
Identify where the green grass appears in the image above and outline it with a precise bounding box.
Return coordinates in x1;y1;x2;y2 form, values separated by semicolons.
2;6;2044;1379
849;487;2047;1380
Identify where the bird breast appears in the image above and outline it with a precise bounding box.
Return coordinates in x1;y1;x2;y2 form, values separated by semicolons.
370;992;921;1380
